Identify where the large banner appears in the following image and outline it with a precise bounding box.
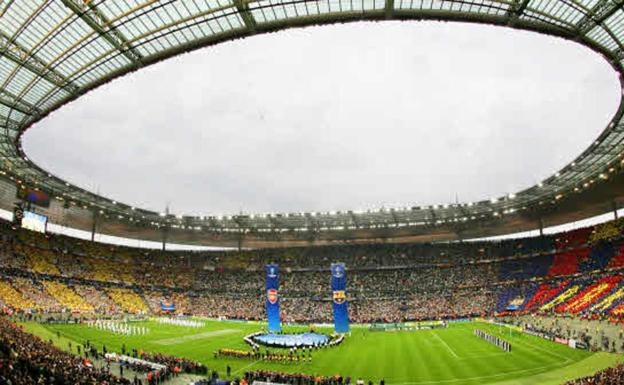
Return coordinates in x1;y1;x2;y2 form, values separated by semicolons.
265;264;281;332
160;301;175;312
331;263;350;333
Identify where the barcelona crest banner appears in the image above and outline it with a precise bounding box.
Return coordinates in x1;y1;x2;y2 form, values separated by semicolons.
265;264;281;332
331;263;350;333
160;301;175;312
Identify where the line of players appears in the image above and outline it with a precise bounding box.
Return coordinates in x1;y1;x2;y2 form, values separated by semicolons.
154;317;204;328
215;345;317;363
86;319;149;336
474;329;512;352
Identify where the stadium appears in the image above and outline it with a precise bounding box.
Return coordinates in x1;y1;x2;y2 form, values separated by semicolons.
2;1;624;385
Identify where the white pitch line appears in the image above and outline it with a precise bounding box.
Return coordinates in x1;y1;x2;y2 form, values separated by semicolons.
232;359;262;375
510;337;571;363
390;361;566;385
431;331;459;358
154;328;239;345
455;352;508;361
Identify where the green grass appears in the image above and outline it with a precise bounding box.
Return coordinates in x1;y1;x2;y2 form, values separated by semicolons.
20;319;622;385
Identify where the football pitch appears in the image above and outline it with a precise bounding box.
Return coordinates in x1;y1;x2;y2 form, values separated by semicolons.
21;319;623;385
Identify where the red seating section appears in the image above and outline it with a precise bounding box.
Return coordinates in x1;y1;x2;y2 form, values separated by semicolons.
524;283;566;311
555;276;622;314
547;248;589;277
607;242;624;269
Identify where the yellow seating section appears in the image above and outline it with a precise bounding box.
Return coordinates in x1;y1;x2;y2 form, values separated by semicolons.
107;288;149;313
0;281;34;309
43;281;94;312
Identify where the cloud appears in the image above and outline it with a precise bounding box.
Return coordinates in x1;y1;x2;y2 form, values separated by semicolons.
22;21;619;215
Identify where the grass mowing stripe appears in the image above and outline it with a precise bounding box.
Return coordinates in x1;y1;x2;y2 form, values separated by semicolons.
431;331;459;358
232;360;263;375
154;328;239;345
19;320;615;385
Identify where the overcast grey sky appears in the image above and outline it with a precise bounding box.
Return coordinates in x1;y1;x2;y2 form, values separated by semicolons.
22;21;620;217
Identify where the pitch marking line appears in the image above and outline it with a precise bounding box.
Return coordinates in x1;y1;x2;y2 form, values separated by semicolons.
232;359;262;375
495;332;571;363
455;352;508;361
154;328;239;345
391;359;571;385
431;331;459;358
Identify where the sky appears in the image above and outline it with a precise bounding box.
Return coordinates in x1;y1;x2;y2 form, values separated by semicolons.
22;21;620;218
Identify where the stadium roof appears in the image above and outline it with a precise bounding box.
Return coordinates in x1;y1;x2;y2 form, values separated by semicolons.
2;0;624;246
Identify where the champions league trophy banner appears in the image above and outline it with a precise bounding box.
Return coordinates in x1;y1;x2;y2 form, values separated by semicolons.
265;264;281;333
331;263;350;333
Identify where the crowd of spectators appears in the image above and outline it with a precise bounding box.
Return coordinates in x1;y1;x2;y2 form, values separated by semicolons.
0;216;624;324
245;370;349;385
138;351;207;375
0;317;129;385
562;363;624;385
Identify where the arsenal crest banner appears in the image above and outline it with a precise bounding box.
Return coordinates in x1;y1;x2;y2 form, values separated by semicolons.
331;263;350;333
265;264;281;332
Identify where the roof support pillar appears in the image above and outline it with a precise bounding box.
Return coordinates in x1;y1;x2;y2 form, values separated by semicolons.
233;0;257;32
385;0;394;18
91;209;97;242
506;0;531;20
162;225;168;251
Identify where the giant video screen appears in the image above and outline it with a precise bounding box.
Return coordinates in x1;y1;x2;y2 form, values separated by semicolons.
21;211;47;233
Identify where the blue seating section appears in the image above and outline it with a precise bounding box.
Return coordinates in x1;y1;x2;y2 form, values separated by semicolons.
580;242;615;272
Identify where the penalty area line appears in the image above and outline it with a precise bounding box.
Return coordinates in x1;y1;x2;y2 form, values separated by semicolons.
431;331;459;358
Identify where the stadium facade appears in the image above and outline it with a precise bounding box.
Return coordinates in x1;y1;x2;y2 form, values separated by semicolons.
1;1;624;247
